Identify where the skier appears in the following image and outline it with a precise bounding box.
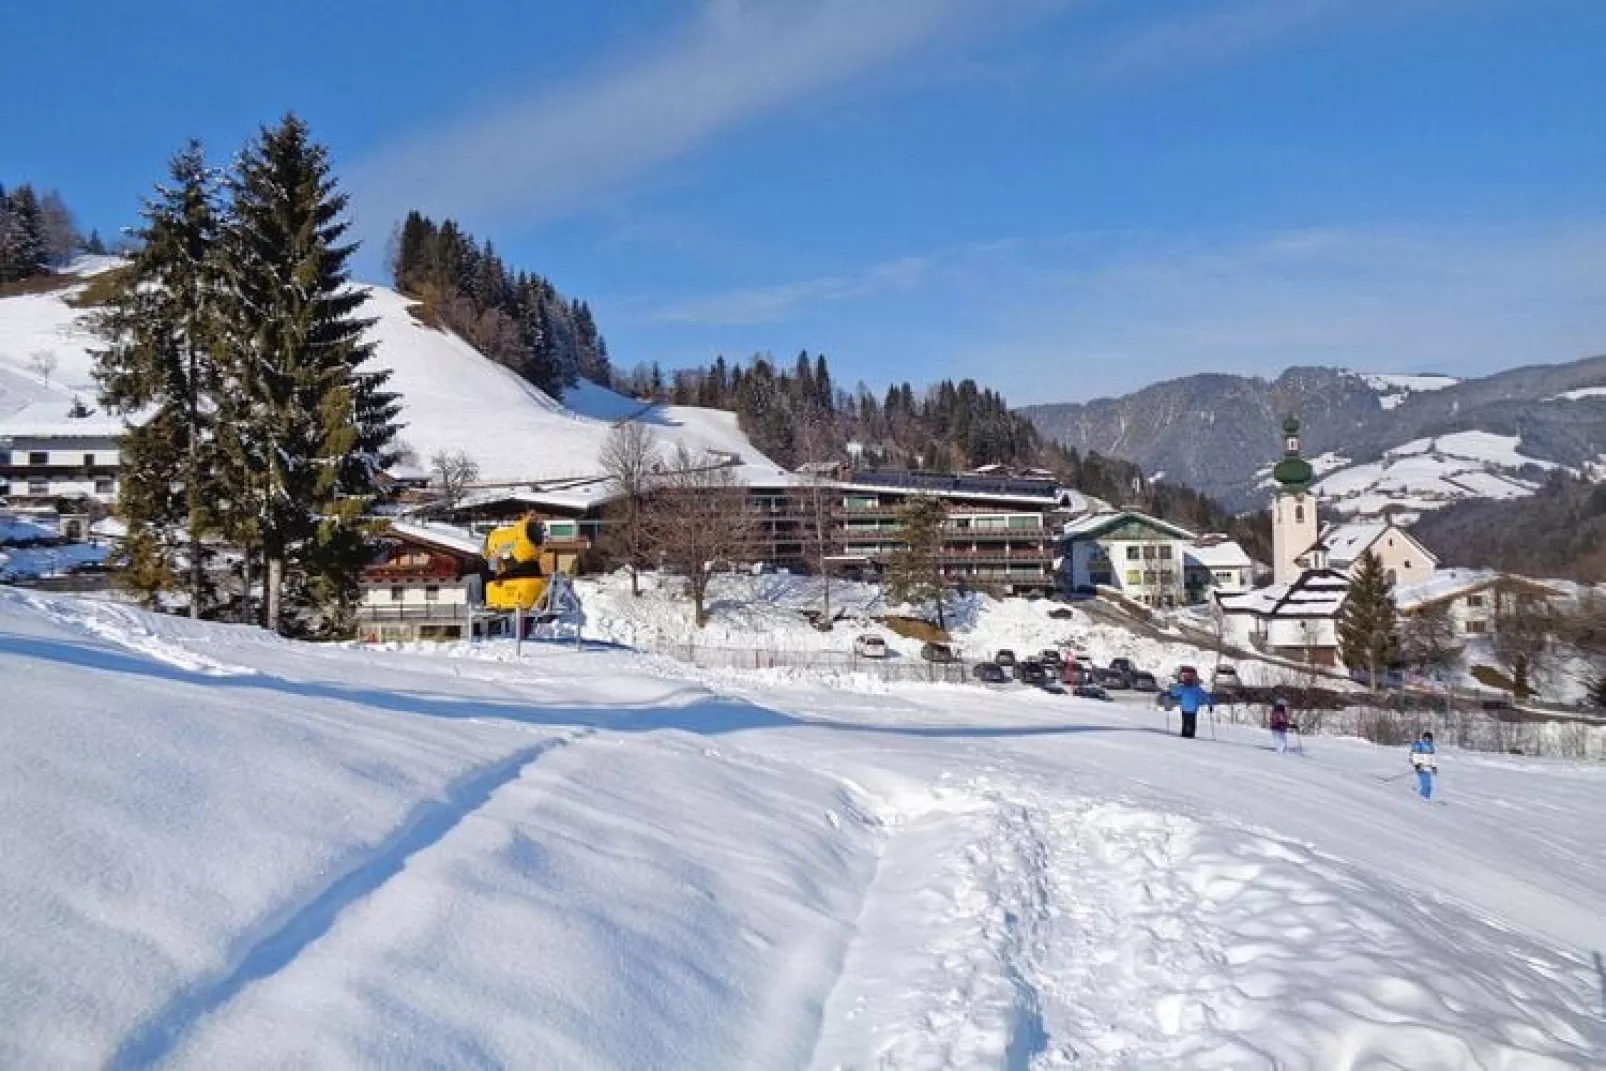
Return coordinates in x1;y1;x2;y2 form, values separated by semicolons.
1269;697;1292;754
1166;666;1214;739
1409;730;1438;800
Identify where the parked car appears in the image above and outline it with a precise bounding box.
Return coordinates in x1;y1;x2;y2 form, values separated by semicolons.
972;662;1007;684
921;641;958;663
1017;660;1050;686
1108;657;1137;679
995;648;1018;668
1097;667;1132;689
1038;649;1064;668
1131;671;1159;692
853;634;889;659
1074;683;1113;701
1212;665;1242;694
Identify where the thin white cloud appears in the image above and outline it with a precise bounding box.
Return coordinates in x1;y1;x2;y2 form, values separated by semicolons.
350;0;1014;232
655;255;935;325
1087;0;1349;81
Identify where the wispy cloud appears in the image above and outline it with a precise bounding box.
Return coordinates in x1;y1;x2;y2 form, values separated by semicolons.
1087;0;1350;81
350;0;1027;233
654;255;936;325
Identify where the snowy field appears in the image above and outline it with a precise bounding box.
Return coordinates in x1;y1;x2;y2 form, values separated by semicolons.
3;587;1605;1069
1313;431;1563;520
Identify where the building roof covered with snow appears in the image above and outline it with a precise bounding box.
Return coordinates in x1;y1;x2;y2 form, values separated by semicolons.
385;521;486;560
1310;520;1437;571
1217;568;1350;619
1184;538;1253;571
1060;509;1195;542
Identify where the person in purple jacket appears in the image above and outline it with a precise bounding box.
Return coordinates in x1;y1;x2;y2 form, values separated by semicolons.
1269;698;1292;754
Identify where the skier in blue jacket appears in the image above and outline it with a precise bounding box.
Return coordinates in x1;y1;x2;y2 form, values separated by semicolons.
1409;731;1438;800
1166;667;1215;739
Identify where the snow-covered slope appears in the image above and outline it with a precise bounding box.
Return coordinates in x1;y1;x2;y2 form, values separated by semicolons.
3;589;1604;1067
0;271;790;486
1313;430;1564;522
1355;371;1460;410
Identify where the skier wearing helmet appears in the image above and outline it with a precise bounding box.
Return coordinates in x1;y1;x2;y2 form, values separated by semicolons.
1165;666;1214;739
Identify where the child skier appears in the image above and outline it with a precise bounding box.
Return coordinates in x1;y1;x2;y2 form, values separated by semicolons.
1409;730;1438;800
1269;698;1292;754
1166;667;1214;739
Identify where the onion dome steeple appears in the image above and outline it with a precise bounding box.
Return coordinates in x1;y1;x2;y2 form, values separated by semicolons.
1272;414;1314;493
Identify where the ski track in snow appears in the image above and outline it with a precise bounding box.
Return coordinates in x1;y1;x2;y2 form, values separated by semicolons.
4;589;1605;1068
109;734;586;1069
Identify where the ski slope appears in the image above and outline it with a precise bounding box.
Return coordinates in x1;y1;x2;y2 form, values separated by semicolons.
0;268;791;486
2;589;1603;1068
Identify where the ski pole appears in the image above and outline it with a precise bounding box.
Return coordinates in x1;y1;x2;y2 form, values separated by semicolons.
1376;770;1413;783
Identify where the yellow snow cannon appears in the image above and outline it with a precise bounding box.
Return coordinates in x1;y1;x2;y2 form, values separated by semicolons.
483;516;550;611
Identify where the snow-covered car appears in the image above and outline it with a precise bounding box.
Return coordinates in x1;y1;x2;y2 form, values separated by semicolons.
994;648;1017;667
853;635;889;659
971;662;1007;684
1131;671;1159;692
1074;683;1113;701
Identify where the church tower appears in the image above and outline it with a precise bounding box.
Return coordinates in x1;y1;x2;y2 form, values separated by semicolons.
1270;415;1318;587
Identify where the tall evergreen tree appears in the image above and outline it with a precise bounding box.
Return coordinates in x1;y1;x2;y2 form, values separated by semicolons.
215;115;399;635
1337;551;1399;691
92;141;224;616
885;495;951;632
5;185;46;281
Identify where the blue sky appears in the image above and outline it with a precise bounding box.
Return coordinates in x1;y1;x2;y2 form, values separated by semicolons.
7;0;1605;403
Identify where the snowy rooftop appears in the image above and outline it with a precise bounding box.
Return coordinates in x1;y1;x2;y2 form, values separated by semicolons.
0;401;123;438
1184;539;1253;570
386;521;485;559
1219;569;1349;618
1062;509;1196;541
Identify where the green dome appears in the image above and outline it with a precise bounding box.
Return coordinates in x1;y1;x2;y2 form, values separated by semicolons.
1282;414;1301;436
1273;455;1314;490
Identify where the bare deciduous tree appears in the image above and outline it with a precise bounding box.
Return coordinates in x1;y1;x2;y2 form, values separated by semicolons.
429;449;480;511
598;421;659;596
641;447;756;627
26;350;57;385
796;414;838;629
1398;602;1460;674
1492;590;1555;699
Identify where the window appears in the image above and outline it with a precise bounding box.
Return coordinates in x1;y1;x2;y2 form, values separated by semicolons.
424;585;440;602
1124;569;1142;585
83;453;95;468
1214;570;1234;582
389;586;404;602
1159;570;1175;586
843;496;877;510
1125;546;1140;560
1008;515;1039;530
27;479;48;495
1159;545;1173;560
28;451;48;466
1404;559;1412;569
0;483;9;497
1294;504;1305;523
1465;619;1487;635
1466;594;1485;608
94;478;114;495
1143;570;1158;585
1386;569;1397;585
1142;545;1156;560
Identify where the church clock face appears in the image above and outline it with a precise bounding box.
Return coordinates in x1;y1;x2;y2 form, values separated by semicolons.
1286;436;1299;453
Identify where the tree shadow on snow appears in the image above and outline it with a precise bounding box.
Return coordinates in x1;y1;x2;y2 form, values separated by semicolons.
0;631;1170;744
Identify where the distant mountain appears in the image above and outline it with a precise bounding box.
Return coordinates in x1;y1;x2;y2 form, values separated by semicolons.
1022;359;1606;516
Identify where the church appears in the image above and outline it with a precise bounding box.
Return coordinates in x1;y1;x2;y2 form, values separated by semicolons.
1215;416;1437;666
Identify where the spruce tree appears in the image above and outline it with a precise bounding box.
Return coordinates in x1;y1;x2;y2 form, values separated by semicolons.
7;185;46;280
92;141;224;617
215;115;400;635
1337;551;1399;691
885;495;950;632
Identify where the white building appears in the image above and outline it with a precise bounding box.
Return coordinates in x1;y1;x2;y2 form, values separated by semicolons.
1308;521;1437;587
357;522;485;643
1060;510;1197;608
1184;536;1254;600
1396;569;1564;639
0;404;122;506
1216;568;1350;666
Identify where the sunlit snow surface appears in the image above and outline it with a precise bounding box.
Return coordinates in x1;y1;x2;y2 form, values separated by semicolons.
2;586;1603;1069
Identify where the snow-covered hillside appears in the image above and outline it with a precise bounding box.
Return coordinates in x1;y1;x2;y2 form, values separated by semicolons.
1355;371;1460;410
0;267;790;486
3;588;1604;1068
1313;431;1564;522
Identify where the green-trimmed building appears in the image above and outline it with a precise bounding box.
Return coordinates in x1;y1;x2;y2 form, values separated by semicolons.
1059;510;1198;608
